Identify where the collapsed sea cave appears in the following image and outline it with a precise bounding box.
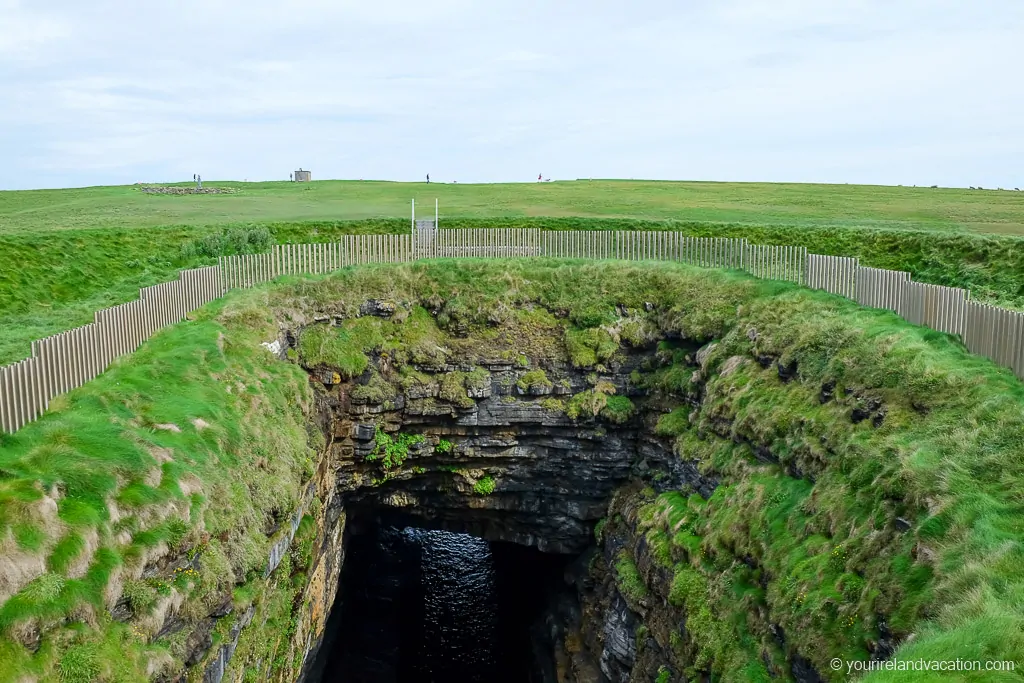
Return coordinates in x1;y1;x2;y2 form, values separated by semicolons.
7;260;1018;683
294;337;699;683
275;273;860;683
252;259;946;683
200;261;1016;682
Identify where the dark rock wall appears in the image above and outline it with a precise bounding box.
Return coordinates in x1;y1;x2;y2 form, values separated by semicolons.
293;338;700;682
288;313;888;683
321;353;661;554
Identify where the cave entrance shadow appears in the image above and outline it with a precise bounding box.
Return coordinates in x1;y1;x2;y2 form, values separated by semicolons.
308;506;585;683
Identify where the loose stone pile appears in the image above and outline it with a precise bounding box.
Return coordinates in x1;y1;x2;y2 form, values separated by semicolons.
138;186;237;195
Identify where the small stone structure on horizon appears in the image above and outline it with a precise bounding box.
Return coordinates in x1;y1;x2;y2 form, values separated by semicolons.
294;169;311;182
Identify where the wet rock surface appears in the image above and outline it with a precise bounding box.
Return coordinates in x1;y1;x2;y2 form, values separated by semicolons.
320;353;664;555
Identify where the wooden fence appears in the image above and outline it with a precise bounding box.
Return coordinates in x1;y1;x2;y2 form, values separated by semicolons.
421;228;542;259
899;281;970;336
0;266;222;434
855;266;910;313
746;244;806;284
806;254;859;299
3;229;1024;434
221;236;415;290
962;302;1024;378
540;231;748;268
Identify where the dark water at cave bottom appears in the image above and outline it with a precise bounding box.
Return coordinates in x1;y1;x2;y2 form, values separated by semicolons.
319;525;562;683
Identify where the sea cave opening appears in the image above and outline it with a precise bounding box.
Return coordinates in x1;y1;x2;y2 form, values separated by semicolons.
307;506;587;683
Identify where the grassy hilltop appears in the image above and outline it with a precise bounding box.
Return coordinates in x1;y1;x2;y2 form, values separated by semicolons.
2;179;1024;236
1;179;1024;367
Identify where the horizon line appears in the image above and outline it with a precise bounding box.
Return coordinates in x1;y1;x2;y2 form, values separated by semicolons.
3;177;1020;193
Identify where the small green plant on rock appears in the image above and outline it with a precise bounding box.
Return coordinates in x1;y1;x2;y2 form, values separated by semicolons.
121;578;158;613
567;380;632;422
186;541;206;563
439;372;476;408
435;439;454;454
350;371;397;404
540;397;565;412
565;327;618;368
828;545;848;572
146;577;172;597
473;476;496;496
291;514;317;572
615;551;649;602
567;389;606;420
635;624;649;653
21;573;65;604
601;395;635;424
367;426;424;471
517;369;553;393
465;367;491;391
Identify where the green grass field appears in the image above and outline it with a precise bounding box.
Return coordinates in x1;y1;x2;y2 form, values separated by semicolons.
3;179;1024;235
2;179;1024;367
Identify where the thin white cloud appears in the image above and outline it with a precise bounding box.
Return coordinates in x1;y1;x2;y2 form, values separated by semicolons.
0;0;1022;189
0;1;72;60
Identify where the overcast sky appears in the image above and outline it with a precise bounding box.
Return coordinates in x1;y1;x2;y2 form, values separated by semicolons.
1;0;1022;190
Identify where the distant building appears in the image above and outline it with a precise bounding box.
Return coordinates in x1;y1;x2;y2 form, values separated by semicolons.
294;168;311;182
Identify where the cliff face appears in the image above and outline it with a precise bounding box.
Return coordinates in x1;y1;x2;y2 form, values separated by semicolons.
284;311;796;682
322;353;653;553
291;345;659;678
277;274;919;682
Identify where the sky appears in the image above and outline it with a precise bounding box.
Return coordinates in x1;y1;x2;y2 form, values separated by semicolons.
1;0;1022;190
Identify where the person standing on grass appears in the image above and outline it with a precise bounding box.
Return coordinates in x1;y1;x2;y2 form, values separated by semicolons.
426;173;430;183
538;173;542;182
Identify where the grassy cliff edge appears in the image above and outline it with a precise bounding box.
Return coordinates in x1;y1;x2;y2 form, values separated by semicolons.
0;260;1022;680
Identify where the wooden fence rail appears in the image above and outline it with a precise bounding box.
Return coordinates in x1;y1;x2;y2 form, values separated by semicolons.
806;254;859;299
855;266;911;313
4;231;1024;434
899;281;970;337
745;244;807;283
425;228;541;259
539;231;748;268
